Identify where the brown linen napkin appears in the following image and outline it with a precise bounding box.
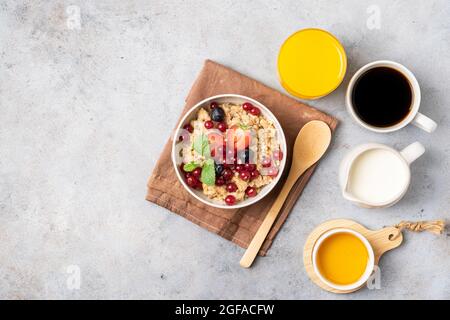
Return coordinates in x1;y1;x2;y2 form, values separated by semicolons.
146;60;337;255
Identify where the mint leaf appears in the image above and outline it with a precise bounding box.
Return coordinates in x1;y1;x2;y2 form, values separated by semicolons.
183;162;198;172
193;133;210;157
200;159;215;186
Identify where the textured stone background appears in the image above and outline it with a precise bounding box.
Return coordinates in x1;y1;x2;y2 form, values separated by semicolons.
0;0;449;299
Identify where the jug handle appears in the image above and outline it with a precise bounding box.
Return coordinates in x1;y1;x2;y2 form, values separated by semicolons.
400;142;425;165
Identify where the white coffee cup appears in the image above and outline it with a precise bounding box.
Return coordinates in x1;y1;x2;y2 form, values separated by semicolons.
346;60;437;133
312;228;375;291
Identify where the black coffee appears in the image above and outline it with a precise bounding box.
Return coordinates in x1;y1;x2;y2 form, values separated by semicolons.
352;67;413;127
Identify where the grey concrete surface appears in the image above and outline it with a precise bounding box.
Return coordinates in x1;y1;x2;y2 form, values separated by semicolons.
0;0;449;299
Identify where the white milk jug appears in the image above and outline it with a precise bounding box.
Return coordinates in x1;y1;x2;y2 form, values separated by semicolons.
339;142;425;208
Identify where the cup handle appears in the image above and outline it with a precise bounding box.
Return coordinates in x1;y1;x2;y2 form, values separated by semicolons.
400;142;425;165
412;112;437;133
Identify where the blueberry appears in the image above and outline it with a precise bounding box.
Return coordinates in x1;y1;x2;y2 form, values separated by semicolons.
214;163;224;176
210;107;225;122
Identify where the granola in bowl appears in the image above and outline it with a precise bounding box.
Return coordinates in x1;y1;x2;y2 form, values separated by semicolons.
173;95;286;208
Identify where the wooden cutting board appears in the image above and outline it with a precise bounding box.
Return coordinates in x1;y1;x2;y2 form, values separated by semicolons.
303;219;403;294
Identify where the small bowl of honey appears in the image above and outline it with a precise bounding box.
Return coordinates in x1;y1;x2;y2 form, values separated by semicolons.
312;228;375;291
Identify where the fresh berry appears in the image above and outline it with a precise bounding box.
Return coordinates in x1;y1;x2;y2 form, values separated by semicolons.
210;102;218;109
225;195;236;206
183;123;194;133
217;122;227;132
222;168;233;181
244;163;256;172
242;102;253;111
228;125;251;151
249;107;261;116
245;187;257;197
204;120;214;129
239;171;250;181
273;150;283;161
215;163;224;176
262;157;272;168
267;167;279;177
250;170;260;180
186;176;198;187
192;167;202;178
226;182;237;193
184;172;192;179
178;130;190;142
215;177;225;186
210;107;225;122
194;181;203;190
235;164;244;172
227;164;236;170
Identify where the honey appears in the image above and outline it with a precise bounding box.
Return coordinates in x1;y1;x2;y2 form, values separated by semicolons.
316;232;369;286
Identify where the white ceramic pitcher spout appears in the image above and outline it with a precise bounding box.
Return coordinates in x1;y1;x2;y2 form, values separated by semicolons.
339;142;425;208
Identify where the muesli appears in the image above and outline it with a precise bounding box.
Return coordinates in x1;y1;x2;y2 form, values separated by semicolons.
176;101;283;205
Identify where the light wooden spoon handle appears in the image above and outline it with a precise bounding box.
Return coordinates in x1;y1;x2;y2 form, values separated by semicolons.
239;168;305;268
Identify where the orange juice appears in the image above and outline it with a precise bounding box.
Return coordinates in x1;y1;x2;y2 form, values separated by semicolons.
316;232;369;285
277;28;347;99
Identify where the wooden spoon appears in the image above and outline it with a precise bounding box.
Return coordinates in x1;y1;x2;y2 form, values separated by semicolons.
240;120;332;268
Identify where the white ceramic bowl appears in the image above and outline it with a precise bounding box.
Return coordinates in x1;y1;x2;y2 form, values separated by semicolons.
312;228;375;291
171;94;287;209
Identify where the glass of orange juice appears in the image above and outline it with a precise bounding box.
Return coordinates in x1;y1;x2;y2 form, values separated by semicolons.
278;28;347;100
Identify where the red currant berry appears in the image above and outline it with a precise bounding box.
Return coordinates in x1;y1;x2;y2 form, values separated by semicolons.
183;123;194;133
262;157;272;168
192;167;202;178
186;176;198;187
222;169;233;181
242;102;253;111
215;177;225;186
267;167;279;177
249;107;260;116
244;163;256;172
217;122;227;132
204;120;214;129
225;195;236;206
273;150;283;161
235;164;244;172
226;182;237;193
210;102;218;109
250;170;260;180
239;171;250;181
194;181;203;190
245;186;257;197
